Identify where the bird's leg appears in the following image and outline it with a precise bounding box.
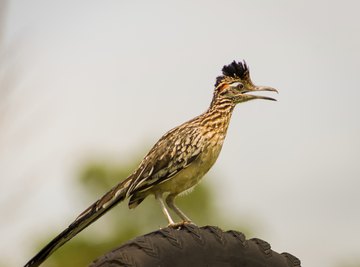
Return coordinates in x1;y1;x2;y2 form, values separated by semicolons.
155;192;175;226
166;194;193;224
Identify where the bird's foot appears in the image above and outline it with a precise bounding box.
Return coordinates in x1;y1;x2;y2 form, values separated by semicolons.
168;220;194;229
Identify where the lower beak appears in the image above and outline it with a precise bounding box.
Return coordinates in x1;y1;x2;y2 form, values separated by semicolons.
243;86;278;101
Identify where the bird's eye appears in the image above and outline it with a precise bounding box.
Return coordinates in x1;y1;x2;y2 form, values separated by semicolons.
231;82;244;90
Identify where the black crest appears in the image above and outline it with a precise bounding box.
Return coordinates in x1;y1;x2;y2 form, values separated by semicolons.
215;60;249;87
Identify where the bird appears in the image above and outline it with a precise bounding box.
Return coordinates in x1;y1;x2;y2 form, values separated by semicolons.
24;60;278;267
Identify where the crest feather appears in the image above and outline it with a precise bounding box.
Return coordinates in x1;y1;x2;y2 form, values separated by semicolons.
215;60;249;87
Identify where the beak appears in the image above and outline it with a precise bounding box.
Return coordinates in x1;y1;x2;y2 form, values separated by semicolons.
243;85;278;101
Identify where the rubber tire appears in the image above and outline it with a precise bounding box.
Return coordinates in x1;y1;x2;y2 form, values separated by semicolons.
89;225;301;267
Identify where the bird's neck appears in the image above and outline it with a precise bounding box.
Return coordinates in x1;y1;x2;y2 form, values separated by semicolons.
201;98;235;135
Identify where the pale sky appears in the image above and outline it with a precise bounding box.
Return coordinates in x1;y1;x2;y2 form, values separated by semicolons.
1;1;360;266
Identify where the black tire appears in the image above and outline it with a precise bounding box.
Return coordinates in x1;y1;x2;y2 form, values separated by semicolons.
89;225;301;267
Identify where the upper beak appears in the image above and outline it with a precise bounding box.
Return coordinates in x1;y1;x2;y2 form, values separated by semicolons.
243;85;278;101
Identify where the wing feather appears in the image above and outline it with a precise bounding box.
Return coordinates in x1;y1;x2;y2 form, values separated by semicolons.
127;127;203;195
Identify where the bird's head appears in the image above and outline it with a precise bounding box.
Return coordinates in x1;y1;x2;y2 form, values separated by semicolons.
213;60;278;105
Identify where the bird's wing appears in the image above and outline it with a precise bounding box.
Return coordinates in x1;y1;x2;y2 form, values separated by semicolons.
127;126;203;195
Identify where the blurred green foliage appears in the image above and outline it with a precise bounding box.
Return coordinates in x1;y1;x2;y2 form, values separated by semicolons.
33;155;249;266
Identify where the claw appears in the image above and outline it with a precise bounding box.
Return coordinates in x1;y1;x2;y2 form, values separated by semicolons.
168;220;194;229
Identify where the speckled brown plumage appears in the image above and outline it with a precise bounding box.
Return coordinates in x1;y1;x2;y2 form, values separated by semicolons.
24;60;278;267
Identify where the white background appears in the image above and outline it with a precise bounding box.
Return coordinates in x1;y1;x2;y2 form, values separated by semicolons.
1;1;359;266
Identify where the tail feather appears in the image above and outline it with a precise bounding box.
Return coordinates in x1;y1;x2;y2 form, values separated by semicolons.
24;178;131;267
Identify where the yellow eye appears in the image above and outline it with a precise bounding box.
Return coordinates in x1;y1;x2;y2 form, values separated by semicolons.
231;82;244;89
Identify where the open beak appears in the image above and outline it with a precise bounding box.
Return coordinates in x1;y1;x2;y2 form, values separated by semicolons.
243;85;278;101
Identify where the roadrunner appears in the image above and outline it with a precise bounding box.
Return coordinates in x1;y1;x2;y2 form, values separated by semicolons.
25;60;277;267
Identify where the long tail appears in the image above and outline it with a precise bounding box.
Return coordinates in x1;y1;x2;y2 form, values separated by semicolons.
24;176;133;267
